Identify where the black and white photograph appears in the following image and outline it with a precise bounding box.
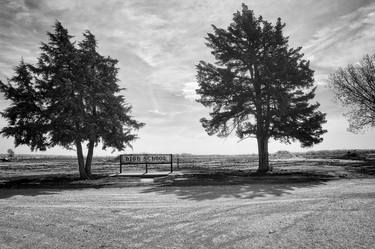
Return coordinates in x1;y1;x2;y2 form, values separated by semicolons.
0;0;374;248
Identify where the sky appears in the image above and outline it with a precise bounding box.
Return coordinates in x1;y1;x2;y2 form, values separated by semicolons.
0;0;374;156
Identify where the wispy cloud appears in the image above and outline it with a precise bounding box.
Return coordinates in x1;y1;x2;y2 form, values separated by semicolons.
0;0;374;155
303;2;375;81
182;82;199;101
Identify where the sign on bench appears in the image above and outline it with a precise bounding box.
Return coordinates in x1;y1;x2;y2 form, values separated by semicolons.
119;154;173;173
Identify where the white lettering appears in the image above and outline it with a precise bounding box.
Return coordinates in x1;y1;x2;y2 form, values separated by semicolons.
121;154;171;164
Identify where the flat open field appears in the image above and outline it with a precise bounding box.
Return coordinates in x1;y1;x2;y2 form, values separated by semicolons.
0;153;374;248
1;150;374;183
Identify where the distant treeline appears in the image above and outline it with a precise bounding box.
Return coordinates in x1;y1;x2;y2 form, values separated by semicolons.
2;149;375;162
0;154;113;161
295;149;375;160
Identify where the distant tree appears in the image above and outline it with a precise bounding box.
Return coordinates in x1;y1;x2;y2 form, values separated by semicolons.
0;21;144;179
329;54;375;133
196;4;326;173
7;149;14;158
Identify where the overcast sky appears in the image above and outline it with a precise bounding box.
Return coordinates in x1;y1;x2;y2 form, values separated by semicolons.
0;0;374;155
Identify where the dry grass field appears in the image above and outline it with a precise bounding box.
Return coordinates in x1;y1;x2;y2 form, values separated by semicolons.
0;150;374;248
1;149;374;181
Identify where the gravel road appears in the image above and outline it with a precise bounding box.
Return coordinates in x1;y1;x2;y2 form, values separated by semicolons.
0;178;374;249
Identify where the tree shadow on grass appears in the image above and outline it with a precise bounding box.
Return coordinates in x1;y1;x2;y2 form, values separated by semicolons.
0;172;336;200
0;174;108;199
141;175;332;201
0;188;64;199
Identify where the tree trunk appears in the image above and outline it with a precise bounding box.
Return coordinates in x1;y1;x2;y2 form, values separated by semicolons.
257;135;270;173
75;140;88;179
85;140;95;178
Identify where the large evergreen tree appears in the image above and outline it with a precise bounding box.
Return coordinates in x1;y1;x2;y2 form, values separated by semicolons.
196;4;326;172
0;22;144;179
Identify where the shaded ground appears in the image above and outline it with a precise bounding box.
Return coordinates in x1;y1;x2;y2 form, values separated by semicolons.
0;158;374;189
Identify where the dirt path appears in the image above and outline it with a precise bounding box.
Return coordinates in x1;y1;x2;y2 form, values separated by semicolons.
0;178;374;249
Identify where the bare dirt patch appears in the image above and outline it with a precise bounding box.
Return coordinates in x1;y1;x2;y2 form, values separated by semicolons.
1;178;374;249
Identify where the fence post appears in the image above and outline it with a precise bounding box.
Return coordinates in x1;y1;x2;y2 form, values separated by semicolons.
170;154;173;173
119;155;122;173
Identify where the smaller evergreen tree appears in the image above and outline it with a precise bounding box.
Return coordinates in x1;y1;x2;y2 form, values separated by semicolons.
7;149;15;159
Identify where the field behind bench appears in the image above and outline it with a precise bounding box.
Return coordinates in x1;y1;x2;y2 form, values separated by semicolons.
1;149;374;182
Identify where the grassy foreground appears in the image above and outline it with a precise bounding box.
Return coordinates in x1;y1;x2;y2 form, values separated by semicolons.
0;156;374;248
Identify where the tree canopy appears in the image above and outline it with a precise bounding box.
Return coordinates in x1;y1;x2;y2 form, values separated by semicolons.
329;54;375;133
196;4;326;172
0;21;144;179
